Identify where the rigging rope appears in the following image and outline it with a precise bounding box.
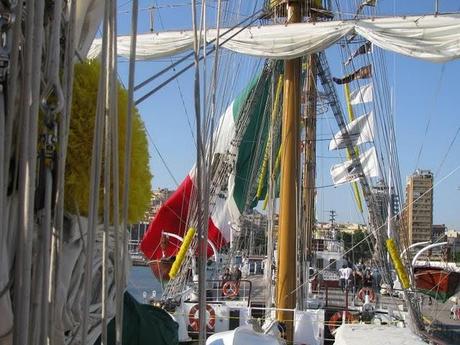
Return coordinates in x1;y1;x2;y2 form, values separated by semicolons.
81;1;111;343
133;6;268;93
14;2;45;344
190;0;208;341
153;0;197;143
331;0;408;291
49;1;77;344
414;64;446;169
435;125;460;177
287;162;460;308
38;0;65;343
118;1;139;343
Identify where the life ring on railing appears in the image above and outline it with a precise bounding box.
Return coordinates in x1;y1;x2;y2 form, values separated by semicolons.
222;281;239;298
328;311;353;334
188;304;216;332
358;287;376;303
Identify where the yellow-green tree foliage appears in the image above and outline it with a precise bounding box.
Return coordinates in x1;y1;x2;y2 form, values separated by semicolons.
65;61;152;223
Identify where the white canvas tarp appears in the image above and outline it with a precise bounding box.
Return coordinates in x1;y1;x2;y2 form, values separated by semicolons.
334;324;427;345
0;198;129;345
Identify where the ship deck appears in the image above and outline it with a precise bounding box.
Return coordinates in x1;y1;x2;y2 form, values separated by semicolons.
246;274;460;344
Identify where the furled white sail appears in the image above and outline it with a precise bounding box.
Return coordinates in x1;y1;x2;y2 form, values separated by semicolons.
350;83;373;105
87;14;460;62
88;30;198;61
330;147;379;185
329;112;374;150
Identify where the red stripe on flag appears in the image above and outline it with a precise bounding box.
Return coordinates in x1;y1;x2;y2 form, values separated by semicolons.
140;174;227;260
140;175;193;260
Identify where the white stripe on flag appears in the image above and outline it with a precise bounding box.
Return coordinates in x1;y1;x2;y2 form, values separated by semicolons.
350;83;373;105
329;112;374;151
330;146;379;185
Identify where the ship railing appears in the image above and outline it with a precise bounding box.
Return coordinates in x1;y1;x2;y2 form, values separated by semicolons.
309;287;327;306
128;239;141;253
183;279;252;307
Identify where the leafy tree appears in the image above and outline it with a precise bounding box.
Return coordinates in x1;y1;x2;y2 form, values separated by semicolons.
339;230;373;261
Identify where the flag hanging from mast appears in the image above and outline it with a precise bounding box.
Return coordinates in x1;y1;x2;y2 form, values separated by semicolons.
333;65;372;85
344;41;372;66
140;69;271;260
350;83;373;105
330;146;379;185
329;112;374;150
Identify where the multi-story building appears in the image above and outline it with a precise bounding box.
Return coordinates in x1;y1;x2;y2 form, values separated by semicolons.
432;224;447;241
446;230;460;255
143;188;174;222
403;170;433;245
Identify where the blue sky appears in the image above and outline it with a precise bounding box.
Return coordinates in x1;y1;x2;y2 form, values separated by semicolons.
115;1;460;229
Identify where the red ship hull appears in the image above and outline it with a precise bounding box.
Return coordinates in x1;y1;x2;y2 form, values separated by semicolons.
413;266;460;302
149;258;175;282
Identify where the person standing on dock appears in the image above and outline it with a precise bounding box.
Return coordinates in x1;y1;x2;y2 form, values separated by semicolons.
363;268;373;288
450;299;459;320
371;267;381;293
339;264;352;291
231;266;242;282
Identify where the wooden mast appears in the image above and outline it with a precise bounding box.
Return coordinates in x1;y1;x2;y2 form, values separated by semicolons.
276;1;301;341
303;3;319;260
303;43;317;259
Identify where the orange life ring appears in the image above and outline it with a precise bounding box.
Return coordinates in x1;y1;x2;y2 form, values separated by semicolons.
222;281;239;298
328;311;353;333
358;287;376;303
188;304;216;332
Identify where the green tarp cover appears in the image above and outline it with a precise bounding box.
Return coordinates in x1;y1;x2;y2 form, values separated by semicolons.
97;292;178;345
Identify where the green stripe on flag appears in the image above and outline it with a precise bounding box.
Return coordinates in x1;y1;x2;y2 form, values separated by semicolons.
233;70;271;213
232;74;262;121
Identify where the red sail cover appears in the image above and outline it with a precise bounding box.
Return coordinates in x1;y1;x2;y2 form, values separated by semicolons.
139;174;225;260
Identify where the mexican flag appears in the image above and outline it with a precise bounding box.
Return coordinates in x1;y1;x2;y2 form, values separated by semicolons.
140;68;271;260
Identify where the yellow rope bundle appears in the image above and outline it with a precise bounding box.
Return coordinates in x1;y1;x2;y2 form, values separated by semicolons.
65;61;152;223
262;144;282;210
169;227;196;279
386;239;410;289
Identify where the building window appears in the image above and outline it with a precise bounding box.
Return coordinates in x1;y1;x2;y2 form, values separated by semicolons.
317;258;324;270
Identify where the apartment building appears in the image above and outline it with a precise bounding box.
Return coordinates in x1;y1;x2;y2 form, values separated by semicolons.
403;170;433;245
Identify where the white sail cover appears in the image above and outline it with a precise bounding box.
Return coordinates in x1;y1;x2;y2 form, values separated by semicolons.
350;83;373;105
76;0;105;58
87;14;460;62
330;147;379;185
329;112;374;150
